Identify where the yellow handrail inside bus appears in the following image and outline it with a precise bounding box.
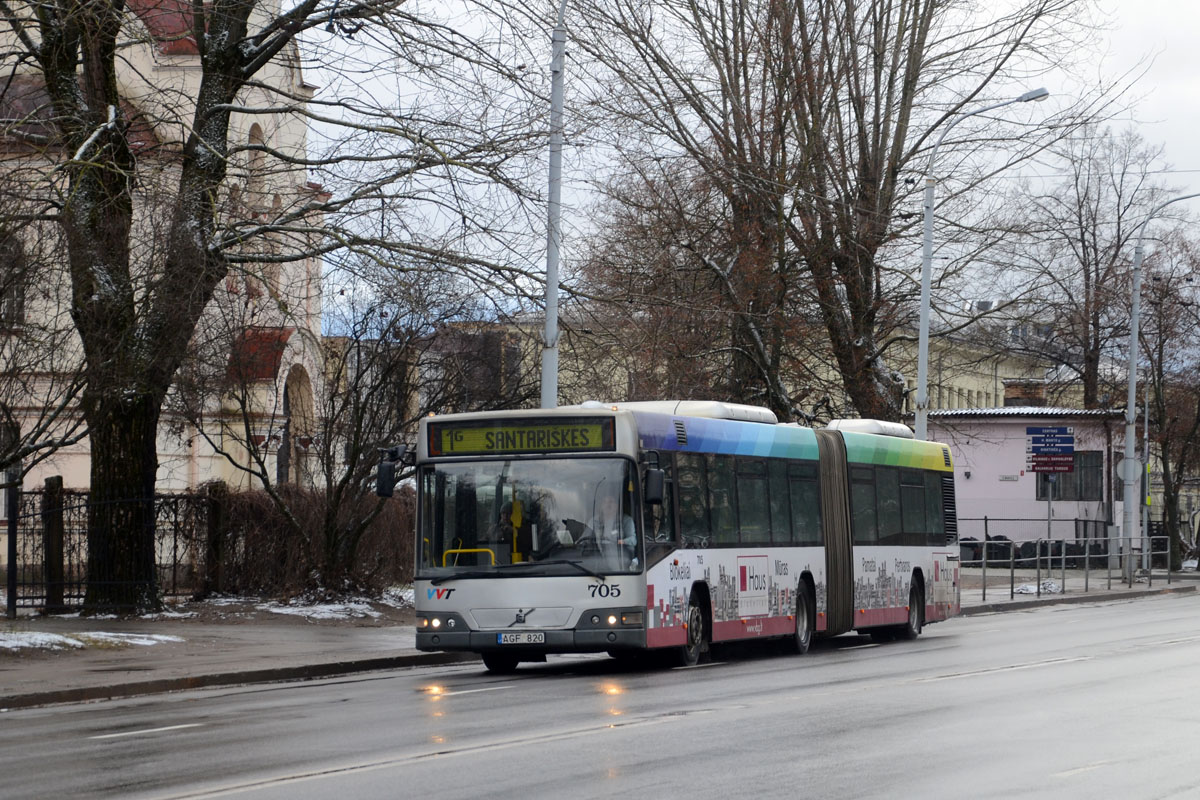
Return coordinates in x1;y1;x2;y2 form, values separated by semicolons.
443;548;496;566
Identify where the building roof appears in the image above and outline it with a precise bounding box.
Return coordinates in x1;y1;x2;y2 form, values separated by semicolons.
926;406;1126;420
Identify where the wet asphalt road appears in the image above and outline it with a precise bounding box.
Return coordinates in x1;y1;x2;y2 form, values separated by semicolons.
4;593;1200;799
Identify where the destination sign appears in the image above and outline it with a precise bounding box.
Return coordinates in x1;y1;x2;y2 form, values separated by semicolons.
1026;426;1072;436
429;417;615;456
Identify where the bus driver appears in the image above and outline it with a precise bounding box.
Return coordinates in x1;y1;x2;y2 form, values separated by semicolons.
589;492;636;568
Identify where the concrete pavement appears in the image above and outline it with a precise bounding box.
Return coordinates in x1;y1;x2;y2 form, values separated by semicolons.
2;571;1196;710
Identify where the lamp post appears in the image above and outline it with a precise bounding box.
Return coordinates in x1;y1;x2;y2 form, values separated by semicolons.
913;88;1049;440
1120;192;1200;579
540;0;570;409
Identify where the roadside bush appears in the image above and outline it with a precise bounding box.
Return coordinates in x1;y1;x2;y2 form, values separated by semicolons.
214;484;415;597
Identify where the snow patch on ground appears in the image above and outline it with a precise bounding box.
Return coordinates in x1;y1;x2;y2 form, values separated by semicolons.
0;631;184;651
1014;580;1062;595
256;599;382;620
380;586;414;609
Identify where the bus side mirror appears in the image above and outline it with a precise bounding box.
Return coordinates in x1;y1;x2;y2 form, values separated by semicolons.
376;445;412;497
376;459;397;497
643;468;664;505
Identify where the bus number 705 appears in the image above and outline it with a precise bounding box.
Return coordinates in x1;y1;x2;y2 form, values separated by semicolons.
589;584;621;598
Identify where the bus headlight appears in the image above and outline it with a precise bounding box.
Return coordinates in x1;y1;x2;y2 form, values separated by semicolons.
607;615;619;626
621;612;643;626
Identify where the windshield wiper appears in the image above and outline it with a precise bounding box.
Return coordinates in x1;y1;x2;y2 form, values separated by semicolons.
510;559;606;581
430;560;606;585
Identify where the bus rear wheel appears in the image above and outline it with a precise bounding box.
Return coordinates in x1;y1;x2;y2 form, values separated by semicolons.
482;652;520;673
677;596;708;667
897;584;924;640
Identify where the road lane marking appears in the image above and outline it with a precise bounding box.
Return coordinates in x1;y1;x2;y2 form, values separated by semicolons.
89;723;203;740
1053;760;1112;779
915;656;1091;682
434;686;511;697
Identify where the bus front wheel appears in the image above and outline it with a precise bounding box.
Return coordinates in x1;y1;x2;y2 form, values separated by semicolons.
482;652;520;673
677;596;708;667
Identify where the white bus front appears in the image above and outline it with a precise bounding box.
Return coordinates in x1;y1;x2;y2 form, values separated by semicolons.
413;413;653;670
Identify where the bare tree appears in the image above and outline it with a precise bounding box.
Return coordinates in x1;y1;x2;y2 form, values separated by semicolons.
550;0;1118;420
0;0;545;609
1004;127;1173;408
1140;234;1200;567
170;256;542;589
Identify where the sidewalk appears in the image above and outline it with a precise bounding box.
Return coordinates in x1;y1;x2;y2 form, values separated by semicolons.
2;572;1197;710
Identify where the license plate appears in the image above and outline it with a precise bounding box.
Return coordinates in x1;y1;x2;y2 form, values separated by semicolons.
497;632;545;645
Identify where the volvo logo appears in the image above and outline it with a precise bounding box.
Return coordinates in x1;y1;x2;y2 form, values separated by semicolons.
509;608;535;626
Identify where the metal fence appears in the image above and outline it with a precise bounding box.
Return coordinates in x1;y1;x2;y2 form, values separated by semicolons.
4;482;213;616
958;531;1173;602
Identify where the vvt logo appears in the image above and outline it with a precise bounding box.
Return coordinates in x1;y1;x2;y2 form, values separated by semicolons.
427;588;456;600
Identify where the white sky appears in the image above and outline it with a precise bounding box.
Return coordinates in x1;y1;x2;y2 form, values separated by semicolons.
1103;0;1200;196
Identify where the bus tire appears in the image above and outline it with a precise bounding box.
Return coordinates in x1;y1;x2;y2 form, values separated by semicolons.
677;595;708;667
897;584;924;640
789;588;813;655
482;652;520;673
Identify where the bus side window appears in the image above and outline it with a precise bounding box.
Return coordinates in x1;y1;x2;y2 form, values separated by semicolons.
850;466;878;544
924;471;946;546
706;454;737;546
899;468;927;545
644;464;676;565
676;453;708;548
768;459;791;544
736;458;770;545
788;462;821;545
876;467;902;545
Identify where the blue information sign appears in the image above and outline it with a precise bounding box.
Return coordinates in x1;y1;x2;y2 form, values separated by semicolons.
1029;445;1074;454
1030;435;1074;445
1026;426;1072;435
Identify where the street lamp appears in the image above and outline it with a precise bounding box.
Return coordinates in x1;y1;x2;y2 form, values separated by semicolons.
540;0;570;409
913;88;1050;440
1120;192;1200;578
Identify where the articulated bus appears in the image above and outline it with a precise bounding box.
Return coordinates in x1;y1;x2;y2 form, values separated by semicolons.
381;400;960;673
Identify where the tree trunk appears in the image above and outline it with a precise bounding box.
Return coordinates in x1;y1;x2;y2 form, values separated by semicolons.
83;392;161;612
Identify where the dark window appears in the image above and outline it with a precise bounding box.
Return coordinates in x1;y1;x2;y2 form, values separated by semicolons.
736;459;770;544
900;469;927;537
707;454;737;546
876;467;902;544
1037;451;1102;500
768;460;791;543
644;458;676;565
850;466;877;544
789;462;821;545
924;472;946;545
676;453;708;547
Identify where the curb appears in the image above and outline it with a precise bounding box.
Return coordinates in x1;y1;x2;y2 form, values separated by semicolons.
960;583;1197;616
0;650;479;711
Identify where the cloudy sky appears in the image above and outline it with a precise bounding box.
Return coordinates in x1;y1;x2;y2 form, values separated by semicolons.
1104;0;1200;197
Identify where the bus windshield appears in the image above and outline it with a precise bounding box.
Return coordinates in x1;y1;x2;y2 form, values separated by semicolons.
418;457;642;578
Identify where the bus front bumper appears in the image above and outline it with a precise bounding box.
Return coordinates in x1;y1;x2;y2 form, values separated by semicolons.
416;607;647;653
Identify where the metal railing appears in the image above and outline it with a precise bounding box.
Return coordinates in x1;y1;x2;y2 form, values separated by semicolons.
958;533;1172;601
